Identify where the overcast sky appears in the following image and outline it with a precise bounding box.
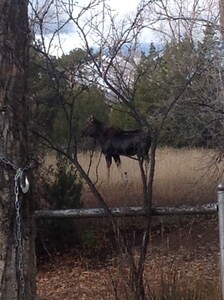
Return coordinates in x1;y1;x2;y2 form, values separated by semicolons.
38;0;217;56
45;0;144;56
77;0;139;14
100;0;139;13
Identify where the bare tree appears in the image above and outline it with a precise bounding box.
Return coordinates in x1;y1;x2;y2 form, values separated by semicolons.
148;0;224;152
29;0;224;299
0;1;36;299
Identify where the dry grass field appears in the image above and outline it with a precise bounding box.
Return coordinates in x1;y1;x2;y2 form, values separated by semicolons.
78;147;223;207
37;148;223;299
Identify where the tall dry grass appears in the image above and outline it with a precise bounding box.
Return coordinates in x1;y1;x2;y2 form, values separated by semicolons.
77;147;224;208
38;147;222;299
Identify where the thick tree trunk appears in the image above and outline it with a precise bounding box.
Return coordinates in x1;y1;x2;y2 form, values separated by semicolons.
220;0;224;43
0;1;36;299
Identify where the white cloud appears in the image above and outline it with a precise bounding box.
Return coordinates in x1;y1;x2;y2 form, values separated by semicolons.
105;0;139;14
77;0;139;15
36;0;218;56
43;0;143;56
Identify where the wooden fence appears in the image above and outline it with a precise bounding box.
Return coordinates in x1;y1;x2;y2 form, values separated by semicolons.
35;203;217;219
34;186;224;299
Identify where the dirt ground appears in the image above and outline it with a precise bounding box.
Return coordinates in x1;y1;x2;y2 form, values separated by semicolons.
36;215;221;299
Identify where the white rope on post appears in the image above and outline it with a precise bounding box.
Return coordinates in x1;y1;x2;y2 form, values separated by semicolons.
218;183;224;300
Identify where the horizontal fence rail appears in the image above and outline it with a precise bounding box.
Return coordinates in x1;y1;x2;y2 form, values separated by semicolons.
35;203;217;219
34;190;224;299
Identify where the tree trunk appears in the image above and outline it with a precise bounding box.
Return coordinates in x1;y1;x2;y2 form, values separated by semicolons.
220;0;224;43
0;1;36;299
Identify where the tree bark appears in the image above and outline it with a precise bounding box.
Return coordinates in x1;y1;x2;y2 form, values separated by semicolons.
220;0;224;43
0;1;36;299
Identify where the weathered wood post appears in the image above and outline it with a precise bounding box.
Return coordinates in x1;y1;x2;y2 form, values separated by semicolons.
218;183;224;300
0;1;36;299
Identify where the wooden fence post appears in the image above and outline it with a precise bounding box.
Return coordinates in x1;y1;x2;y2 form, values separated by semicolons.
218;183;224;300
